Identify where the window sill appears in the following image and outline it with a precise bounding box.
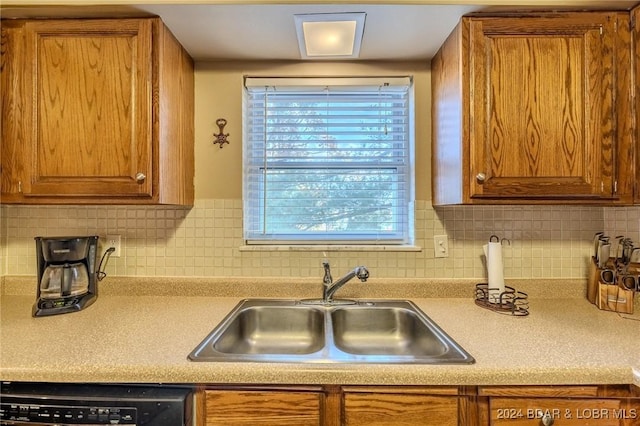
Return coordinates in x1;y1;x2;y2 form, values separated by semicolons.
239;244;422;252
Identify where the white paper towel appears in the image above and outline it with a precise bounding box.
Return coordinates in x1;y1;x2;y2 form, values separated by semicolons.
483;242;505;303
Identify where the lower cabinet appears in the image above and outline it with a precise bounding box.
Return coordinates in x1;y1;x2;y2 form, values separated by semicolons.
341;386;467;426
199;385;471;426
201;386;324;426
198;385;640;426
479;386;640;426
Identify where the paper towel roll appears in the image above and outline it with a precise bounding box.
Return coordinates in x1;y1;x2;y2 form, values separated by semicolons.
484;241;505;303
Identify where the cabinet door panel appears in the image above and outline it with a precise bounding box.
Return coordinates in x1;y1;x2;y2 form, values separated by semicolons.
490;397;629;425
343;392;459;426
24;19;153;198
468;15;614;199
204;390;321;426
634;5;640;204
1;21;27;196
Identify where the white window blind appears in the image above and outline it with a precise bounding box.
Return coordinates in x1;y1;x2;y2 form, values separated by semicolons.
243;77;413;244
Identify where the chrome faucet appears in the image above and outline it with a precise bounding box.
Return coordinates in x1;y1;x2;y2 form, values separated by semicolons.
322;261;369;303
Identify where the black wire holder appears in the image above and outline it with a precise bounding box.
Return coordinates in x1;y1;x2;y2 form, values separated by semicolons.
474;283;529;316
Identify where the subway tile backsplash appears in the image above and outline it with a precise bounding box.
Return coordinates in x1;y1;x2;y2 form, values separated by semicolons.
1;200;638;279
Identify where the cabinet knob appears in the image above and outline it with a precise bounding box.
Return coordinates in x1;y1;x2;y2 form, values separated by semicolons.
540;412;554;426
476;172;486;183
135;173;146;183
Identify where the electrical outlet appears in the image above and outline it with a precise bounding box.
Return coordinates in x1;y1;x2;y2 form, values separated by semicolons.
433;235;449;258
105;234;121;257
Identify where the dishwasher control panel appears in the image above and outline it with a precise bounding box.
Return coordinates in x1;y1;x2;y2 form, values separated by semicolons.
1;403;136;424
0;382;193;426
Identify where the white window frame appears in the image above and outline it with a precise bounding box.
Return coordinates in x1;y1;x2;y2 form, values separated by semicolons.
242;76;415;246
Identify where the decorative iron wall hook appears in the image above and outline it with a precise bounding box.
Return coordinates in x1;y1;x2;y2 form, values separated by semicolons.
213;118;230;148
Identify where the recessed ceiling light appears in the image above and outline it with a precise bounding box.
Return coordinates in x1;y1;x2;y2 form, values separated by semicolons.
294;13;366;59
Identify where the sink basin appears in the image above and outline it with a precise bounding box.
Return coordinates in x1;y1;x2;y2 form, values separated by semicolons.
213;305;325;355
189;300;329;362
331;306;448;357
188;299;474;364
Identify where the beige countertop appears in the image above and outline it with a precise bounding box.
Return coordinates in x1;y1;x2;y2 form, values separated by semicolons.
1;276;639;387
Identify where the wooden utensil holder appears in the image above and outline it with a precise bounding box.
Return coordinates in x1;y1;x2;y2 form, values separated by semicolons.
587;257;635;314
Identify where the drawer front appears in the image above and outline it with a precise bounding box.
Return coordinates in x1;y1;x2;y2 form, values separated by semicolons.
343;393;459;426
204;390;321;426
490;397;632;425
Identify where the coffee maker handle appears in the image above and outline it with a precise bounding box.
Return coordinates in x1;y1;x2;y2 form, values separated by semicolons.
61;264;72;297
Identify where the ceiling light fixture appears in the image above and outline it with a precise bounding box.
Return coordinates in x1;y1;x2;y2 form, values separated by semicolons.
294;13;366;59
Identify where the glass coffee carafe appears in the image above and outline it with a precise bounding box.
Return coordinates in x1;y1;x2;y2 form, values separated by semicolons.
39;262;90;299
33;236;99;317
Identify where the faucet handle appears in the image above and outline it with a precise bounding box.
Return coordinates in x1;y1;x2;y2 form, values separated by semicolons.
356;266;369;282
322;261;333;285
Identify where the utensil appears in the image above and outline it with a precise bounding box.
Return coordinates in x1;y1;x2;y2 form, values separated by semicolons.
614;235;626;261
593;232;604;259
597;242;610;269
622;239;634;264
600;269;615;285
619;275;638;291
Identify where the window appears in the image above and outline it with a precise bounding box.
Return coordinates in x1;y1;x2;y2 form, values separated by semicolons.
243;77;414;245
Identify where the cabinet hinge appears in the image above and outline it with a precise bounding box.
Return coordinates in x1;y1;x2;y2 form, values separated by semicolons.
631;14;636;31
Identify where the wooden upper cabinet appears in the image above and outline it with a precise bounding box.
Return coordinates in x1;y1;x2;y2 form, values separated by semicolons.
432;12;633;205
0;18;194;205
634;5;640;204
28;19;151;199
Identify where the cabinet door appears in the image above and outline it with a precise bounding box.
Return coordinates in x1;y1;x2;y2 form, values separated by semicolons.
20;19;153;199
490;397;635;425
634;5;640;204
204;390;322;426
468;14;616;200
481;386;640;426
343;391;459;426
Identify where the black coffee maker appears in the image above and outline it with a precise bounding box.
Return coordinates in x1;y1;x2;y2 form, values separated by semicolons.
33;236;99;317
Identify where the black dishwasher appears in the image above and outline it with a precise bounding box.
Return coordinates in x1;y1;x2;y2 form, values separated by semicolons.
0;382;193;425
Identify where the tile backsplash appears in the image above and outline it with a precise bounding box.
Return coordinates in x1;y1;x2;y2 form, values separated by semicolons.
2;200;638;280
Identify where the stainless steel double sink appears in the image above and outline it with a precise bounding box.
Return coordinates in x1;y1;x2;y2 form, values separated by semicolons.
188;299;474;364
